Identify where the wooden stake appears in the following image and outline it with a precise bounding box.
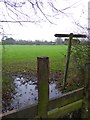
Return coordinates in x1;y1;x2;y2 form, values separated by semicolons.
37;57;49;118
63;33;73;89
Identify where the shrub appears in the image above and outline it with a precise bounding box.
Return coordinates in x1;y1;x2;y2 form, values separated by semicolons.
72;44;89;70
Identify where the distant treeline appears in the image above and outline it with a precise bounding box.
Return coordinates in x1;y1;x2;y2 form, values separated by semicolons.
1;36;89;45
1;37;56;45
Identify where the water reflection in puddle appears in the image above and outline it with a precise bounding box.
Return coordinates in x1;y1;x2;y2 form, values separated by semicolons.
4;77;62;112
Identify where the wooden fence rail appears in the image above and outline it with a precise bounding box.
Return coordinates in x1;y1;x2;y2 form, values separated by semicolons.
0;57;89;119
1;88;83;119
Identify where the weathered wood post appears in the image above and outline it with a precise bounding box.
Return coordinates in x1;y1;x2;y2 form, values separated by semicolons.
81;63;90;118
54;33;86;90
63;33;73;89
37;57;49;119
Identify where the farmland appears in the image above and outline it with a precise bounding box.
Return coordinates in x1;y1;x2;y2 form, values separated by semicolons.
2;45;68;74
2;44;87;93
1;44;88;113
2;44;87;90
2;45;69;112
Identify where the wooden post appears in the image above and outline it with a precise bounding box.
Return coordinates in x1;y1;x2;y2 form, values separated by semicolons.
54;33;86;90
63;33;73;89
37;57;49;119
81;63;90;118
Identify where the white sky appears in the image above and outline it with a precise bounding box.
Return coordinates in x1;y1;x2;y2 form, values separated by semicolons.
0;0;89;41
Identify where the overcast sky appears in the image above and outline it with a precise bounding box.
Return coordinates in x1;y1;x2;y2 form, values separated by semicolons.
0;0;89;41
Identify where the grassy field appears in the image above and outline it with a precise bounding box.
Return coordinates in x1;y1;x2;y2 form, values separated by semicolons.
1;44;87;97
2;45;69;96
2;45;68;73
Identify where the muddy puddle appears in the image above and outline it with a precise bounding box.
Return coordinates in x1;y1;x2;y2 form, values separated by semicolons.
2;76;62;113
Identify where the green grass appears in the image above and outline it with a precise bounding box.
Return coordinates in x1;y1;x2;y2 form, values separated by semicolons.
2;45;67;62
2;45;67;73
1;44;87;94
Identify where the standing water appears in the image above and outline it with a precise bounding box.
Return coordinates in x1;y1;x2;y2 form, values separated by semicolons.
2;76;62;112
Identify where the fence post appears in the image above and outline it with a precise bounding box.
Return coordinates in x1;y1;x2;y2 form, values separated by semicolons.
63;33;73;89
81;63;90;118
37;57;49;119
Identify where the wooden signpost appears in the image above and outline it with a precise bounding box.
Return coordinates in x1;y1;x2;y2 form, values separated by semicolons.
54;33;87;89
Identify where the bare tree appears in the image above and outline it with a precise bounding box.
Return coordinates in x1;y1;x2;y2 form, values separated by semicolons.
0;0;80;24
0;0;88;40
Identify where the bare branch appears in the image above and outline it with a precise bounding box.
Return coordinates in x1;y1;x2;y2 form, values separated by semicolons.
0;0;78;24
0;20;40;23
0;0;87;37
4;0;26;8
35;0;55;24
